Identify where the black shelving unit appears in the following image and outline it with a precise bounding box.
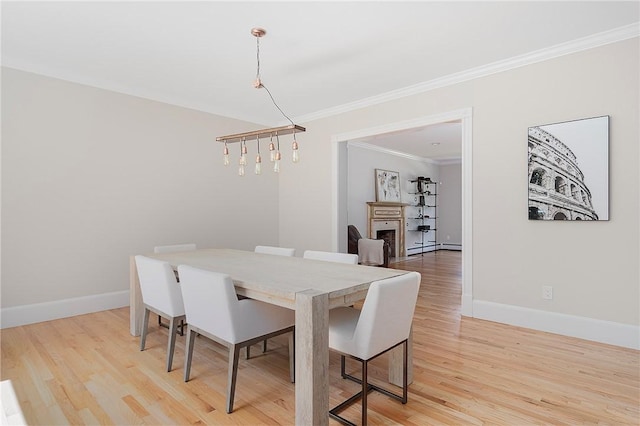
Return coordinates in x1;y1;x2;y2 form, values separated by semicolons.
408;177;437;255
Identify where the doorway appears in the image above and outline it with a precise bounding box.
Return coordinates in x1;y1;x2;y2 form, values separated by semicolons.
331;108;474;316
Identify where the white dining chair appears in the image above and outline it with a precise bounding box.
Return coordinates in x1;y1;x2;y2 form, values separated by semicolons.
154;243;197;253
178;265;295;414
328;271;421;426
303;250;359;264
135;255;187;372
254;245;296;257
153;243;196;332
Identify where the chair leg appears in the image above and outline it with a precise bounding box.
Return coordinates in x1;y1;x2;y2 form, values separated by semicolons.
140;308;150;351
166;316;179;372
402;340;408;403
227;344;241;414
330;342;409;425
183;328;196;382
362;360;368;426
263;339;268;352
245;345;251;360
288;332;295;383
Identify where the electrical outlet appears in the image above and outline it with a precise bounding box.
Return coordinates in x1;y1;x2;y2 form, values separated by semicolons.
542;286;553;300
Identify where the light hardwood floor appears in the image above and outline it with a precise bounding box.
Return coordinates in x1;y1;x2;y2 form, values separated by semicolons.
1;251;638;424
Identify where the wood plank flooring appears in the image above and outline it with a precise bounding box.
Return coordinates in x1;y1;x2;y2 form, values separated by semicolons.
1;251;638;424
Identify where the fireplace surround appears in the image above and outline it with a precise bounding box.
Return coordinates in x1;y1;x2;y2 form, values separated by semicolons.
366;202;408;258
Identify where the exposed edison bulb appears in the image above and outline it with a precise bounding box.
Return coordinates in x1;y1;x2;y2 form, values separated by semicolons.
255;153;262;175
273;150;281;173
292;139;299;163
269;141;276;162
223;144;230;166
238;140;246;166
238;163;245;176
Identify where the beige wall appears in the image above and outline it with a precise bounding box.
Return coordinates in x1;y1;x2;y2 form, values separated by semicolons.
280;38;639;327
1;68;280;308
1;38;637;340
438;162;462;247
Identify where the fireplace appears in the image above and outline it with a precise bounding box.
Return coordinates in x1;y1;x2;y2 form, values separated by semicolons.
376;229;396;259
367;202;407;258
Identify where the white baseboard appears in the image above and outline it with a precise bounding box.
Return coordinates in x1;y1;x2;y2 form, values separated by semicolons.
440;243;462;251
1;290;130;329
473;300;640;350
460;293;473;317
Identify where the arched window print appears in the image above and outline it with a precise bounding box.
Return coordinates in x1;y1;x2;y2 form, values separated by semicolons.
553;212;568;220
570;184;578;200
530;169;545;186
554;176;566;194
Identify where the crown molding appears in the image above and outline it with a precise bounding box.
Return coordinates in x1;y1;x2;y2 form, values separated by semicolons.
348;141;438;164
295;23;639;124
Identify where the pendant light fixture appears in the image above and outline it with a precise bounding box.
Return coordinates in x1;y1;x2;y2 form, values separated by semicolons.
217;27;305;175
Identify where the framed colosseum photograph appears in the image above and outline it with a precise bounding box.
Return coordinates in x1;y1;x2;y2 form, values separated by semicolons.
528;115;609;221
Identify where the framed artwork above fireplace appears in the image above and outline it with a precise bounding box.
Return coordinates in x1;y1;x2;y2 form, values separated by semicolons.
375;169;401;202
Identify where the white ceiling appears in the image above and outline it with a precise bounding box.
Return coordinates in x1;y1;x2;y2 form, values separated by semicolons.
2;1;638;159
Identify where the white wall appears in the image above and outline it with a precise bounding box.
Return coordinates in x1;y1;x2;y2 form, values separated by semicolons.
346;143;439;255
280;38;639;347
1;68;280;320
438;162;462;248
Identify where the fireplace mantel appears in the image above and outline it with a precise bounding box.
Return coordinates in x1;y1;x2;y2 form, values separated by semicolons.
367;202;408;258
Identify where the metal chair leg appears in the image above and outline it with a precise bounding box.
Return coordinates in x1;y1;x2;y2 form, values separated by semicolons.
330;340;409;425
166;317;180;372
362;360;368;426
183;328;196;382
227;344;241;413
140;308;150;351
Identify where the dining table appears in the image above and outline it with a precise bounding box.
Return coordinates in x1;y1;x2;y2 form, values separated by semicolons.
129;248;412;425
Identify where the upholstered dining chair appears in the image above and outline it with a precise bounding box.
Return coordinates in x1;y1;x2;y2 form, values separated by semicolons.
153;243;196;333
303;250;359;264
135;255;186;372
328;271;421;425
178;265;295;414
347;225;390;267
254;245;296;257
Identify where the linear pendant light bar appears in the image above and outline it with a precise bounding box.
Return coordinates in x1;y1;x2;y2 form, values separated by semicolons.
216;124;306;144
217;27;305;174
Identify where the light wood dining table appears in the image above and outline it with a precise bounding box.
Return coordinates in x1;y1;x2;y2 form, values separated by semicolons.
129;248;411;425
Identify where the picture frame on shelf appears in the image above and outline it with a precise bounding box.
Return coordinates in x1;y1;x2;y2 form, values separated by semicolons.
375;169;401;202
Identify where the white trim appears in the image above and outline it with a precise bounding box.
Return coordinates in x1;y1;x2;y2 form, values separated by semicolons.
332;108;473;315
347;140;462;166
460;111;473;317
473;300;640;350
0;290;129;329
296;24;639;124
440;244;462;251
460;294;473;317
347;141;437;164
332;109;470;144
